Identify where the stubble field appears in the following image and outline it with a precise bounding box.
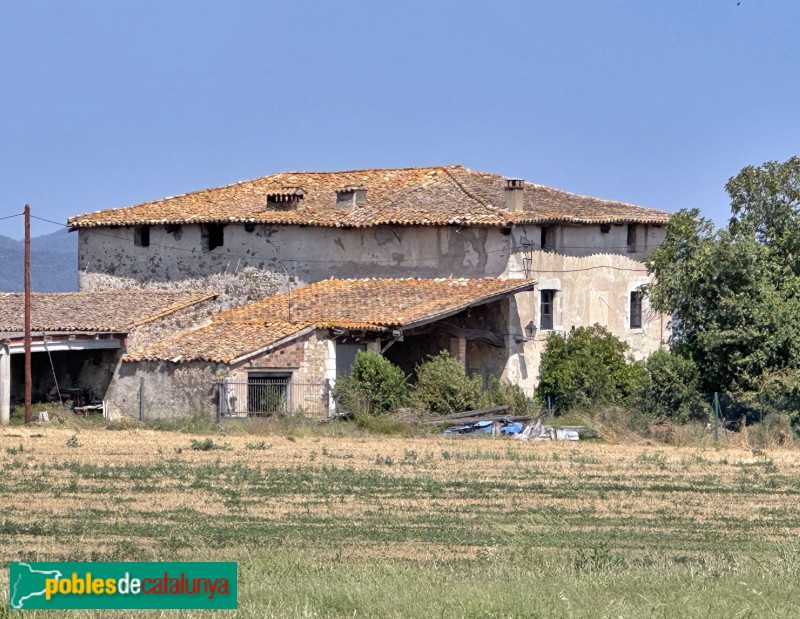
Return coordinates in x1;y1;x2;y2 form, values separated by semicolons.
1;426;799;617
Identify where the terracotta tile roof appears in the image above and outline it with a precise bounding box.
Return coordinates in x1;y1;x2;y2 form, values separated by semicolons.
68;165;671;229
0;291;215;334
127;277;535;363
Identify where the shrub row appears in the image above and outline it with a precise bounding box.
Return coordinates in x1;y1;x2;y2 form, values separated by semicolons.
332;350;533;417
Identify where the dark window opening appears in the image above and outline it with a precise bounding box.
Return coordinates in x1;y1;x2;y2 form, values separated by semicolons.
247;374;290;415
134;226;150;247
627;224;637;252
203;224;225;251
630;291;643;329
540;226;550;250
600;223;611;233
540;289;555;330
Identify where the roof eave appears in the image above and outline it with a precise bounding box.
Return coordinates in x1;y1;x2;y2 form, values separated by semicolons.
399;280;538;331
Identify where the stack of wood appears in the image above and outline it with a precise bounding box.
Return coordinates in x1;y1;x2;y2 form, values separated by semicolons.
423;405;530;427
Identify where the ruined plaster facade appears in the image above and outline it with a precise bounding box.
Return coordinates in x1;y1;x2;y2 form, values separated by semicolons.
79;220;667;395
108;331;336;420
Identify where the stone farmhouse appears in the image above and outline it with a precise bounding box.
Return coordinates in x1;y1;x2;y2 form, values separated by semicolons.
2;166;671;420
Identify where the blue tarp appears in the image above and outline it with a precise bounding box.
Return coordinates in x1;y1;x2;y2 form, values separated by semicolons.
443;418;525;436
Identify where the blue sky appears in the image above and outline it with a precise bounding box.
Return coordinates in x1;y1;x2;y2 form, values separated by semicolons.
1;0;798;238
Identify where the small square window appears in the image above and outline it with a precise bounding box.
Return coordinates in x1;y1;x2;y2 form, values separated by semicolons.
134;225;150;248
540;289;556;330
630;291;643;329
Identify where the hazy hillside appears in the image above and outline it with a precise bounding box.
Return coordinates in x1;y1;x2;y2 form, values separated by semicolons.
0;228;78;292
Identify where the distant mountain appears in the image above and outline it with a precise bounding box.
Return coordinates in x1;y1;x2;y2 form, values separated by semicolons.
0;228;78;292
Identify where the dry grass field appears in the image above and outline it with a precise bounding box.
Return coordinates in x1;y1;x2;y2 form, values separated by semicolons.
1;424;800;617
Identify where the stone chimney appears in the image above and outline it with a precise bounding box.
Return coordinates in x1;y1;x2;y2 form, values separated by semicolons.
505;179;524;211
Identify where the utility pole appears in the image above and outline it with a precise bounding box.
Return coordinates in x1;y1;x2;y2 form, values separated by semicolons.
24;204;32;424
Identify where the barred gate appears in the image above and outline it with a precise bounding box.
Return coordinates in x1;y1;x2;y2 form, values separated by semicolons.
217;378;330;419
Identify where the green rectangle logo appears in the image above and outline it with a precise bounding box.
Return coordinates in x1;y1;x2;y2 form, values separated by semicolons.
9;561;237;609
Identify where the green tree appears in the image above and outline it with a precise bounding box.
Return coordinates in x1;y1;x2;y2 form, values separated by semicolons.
332;350;408;415
645;157;800;403
727;156;800;274
536;325;644;412
412;351;485;414
636;349;708;423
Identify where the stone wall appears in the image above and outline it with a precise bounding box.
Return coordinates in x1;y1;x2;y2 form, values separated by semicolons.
126;296;220;353
106;360;219;419
226;331;334;418
80;266;289;312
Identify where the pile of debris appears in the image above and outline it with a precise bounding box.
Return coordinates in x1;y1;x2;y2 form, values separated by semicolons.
425;405;582;441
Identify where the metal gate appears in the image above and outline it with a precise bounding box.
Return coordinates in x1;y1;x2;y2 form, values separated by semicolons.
217;378;330;419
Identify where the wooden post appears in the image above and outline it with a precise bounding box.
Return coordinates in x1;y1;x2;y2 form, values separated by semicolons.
24;204;32;425
0;345;10;425
139;377;145;421
449;336;467;370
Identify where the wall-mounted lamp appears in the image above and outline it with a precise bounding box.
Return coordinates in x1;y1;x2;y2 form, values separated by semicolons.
515;321;537;344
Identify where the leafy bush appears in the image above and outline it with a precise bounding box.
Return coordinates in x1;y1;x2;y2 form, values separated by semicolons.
637;349;709;423
412;351;485;414
190;438;219;451
486;376;534;414
332;350;408;416
752;369;800;425
536;325;644;413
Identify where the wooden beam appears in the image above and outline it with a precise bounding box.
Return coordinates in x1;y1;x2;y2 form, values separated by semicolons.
436;323;504;348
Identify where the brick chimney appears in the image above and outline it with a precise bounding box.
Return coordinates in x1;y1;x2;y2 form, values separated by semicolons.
505;179;524;211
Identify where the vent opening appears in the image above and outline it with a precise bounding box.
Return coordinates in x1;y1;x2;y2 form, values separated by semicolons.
335;186;367;208
266;187;304;209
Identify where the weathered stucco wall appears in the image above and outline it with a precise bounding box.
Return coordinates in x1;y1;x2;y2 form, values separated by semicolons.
83;221;668;398
79;221;664;285
106;360;219;419
78;224;514;290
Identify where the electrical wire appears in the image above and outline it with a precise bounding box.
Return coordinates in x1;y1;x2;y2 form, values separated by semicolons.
0;212;23;222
